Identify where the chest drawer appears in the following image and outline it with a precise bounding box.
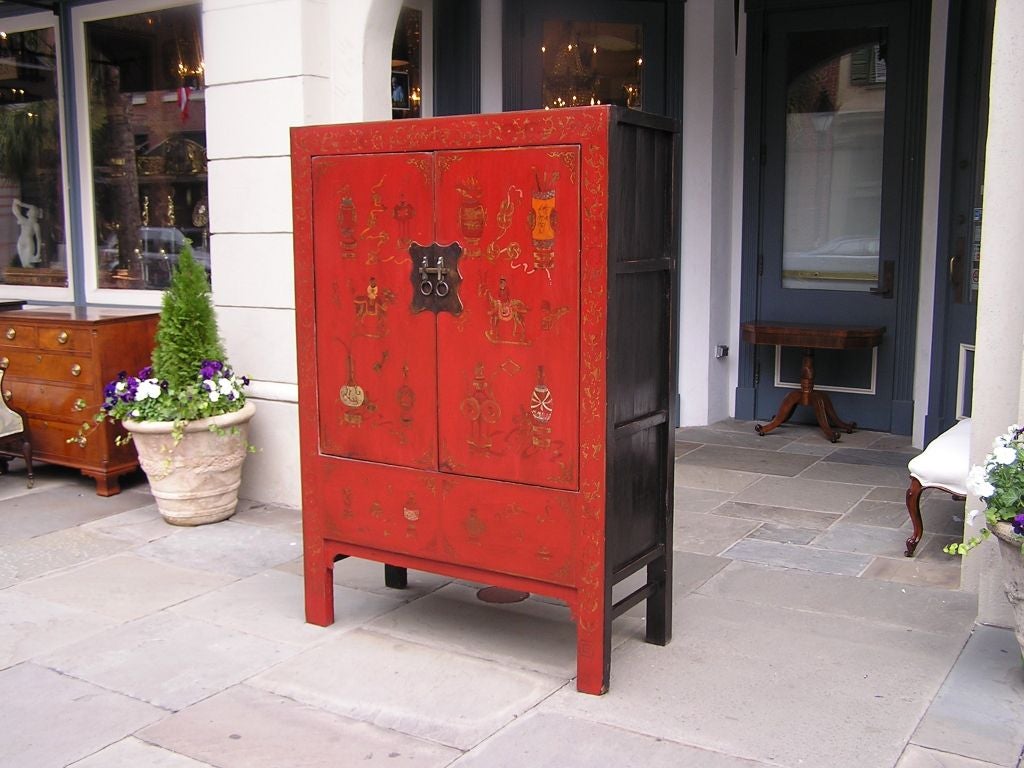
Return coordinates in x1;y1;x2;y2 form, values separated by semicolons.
37;325;94;353
1;322;38;349
0;349;96;386
3;379;91;421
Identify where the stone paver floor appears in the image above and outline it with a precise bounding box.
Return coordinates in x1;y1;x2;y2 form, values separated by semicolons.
1;419;1022;767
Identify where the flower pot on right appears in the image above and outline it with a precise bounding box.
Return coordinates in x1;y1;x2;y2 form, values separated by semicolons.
991;521;1024;659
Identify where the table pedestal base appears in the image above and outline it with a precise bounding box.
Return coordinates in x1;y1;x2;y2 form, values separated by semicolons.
753;349;856;443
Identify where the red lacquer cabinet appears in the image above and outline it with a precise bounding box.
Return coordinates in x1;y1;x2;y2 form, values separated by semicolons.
291;106;679;694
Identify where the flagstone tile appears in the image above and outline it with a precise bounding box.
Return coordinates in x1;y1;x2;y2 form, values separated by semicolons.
0;527;132;582
696;560;976;633
135;520;302;577
910;625;1024;767
673;462;760;493
230;499;302;534
0;664;164;768
275;555;451;599
746;522;819;545
713;500;841;530
673;487;734;515
814;521;910;558
38;611;296;711
674;513;759;556
860;557;964;591
69;737;216;767
80;504;181;545
800;460;910;488
451;710;774;767
12;553;234;622
542;594;970;768
895;744;1006;768
0;483;153;544
733;475;870;514
140;684;458;767
721;538;872;576
170;569;405;645
0;590;114;669
682;444;818;476
250;628;564;750
841;498;912;528
825;447;919;468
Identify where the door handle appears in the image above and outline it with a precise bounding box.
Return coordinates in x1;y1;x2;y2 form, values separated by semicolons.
869;259;895;298
949;236;965;303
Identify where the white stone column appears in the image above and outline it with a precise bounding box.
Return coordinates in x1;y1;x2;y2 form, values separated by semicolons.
203;0;399;505
680;0;737;425
966;0;1023;626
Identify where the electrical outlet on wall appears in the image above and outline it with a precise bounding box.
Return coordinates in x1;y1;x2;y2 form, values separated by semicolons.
714;345;729;359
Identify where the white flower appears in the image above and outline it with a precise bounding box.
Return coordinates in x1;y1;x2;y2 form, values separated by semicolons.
115;381;126;394
218;378;235;396
993;445;1017;465
966;465;996;498
966;509;981;527
135;378;163;401
208;389;220;403
131;409;141;418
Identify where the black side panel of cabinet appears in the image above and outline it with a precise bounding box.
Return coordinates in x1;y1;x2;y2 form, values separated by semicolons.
434;0;481;116
605;110;679;572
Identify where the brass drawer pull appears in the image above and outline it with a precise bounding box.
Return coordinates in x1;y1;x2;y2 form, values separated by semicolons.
71;363;82;376
4;328;14;340
57;330;70;344
0;356;7;370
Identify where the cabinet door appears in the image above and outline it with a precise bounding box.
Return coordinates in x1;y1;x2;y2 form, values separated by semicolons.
312;153;438;469
434;146;581;490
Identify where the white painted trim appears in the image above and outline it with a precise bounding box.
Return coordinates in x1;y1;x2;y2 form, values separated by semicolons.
773;346;879;396
246;379;298;404
957;343;975;420
70;0;201;308
0;11;74;304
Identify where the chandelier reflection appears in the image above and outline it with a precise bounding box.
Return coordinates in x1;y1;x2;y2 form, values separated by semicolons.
540;22;643;111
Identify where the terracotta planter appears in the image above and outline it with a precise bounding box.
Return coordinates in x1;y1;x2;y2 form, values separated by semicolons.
123;401;255;526
991;521;1024;659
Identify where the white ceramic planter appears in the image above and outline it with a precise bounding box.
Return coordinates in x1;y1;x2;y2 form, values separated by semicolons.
123;401;255;526
992;521;1024;659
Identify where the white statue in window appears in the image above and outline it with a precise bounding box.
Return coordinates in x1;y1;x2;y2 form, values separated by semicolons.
12;199;42;268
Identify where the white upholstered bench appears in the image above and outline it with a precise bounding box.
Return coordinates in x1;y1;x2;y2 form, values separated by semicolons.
904;418;971;557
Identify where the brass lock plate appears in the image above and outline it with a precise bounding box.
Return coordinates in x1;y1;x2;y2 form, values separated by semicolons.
409;242;464;316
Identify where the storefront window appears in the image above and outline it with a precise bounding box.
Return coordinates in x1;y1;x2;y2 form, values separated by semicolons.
86;5;207;290
0;26;67;288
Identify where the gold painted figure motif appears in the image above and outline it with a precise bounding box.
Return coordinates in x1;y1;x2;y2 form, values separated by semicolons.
483;277;530;345
354;277;395;338
460;363;502;454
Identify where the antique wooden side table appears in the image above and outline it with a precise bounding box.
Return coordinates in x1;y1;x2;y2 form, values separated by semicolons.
741;321;885;442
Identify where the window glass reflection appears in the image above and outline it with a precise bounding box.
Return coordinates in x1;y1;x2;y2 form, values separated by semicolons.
782;35;885;292
87;5;208;290
0;26;67;288
541;21;642;110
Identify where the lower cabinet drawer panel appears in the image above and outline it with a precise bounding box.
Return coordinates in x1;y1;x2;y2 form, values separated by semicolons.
318;461;577;586
2;349;95;386
29;418;109;464
5;379;91;421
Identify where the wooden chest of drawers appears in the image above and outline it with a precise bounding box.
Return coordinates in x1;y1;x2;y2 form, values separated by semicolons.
291;106;679;693
0;307;159;495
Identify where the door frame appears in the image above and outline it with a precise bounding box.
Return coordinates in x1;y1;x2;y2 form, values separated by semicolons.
924;0;994;443
736;0;932;435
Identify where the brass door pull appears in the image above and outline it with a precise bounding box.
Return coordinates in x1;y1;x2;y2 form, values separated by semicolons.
410;242;464;315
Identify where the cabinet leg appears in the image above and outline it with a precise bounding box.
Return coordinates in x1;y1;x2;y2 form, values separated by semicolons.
645;555;672;646
575;596;610;695
305;555;335;626
384;564;408;589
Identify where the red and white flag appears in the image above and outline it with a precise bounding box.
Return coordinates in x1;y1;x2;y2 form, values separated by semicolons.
177;87;190;123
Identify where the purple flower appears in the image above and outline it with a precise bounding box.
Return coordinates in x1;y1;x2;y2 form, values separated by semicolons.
138;365;153;379
1013;513;1024;537
200;360;224;380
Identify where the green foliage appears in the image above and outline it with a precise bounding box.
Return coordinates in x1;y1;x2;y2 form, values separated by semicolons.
151;242;226;392
945;424;1024;556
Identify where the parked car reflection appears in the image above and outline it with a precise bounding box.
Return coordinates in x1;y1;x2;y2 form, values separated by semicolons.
100;227;210;289
782;236;880;291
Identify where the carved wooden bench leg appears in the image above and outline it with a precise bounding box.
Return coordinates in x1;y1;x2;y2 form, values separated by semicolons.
905;477;924;557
